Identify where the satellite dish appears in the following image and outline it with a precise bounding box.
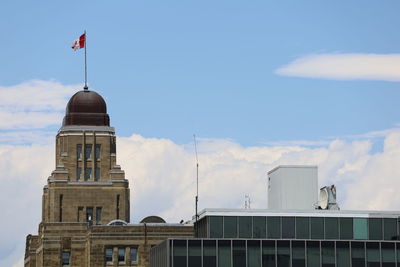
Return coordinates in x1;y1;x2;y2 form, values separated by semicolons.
319;187;328;209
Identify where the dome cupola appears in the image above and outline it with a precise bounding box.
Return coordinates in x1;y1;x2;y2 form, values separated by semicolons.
62;89;110;126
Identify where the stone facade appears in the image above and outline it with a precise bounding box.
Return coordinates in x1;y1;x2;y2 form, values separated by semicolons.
24;90;194;267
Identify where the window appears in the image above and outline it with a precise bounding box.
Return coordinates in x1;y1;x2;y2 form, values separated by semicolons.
307;241;320;267
59;194;63;222
354;218;368;240
292;241;305;267
61;251;70;266
96;207;102;224
247;240;261;267
174;240;187;267
253;216;266;238
321;241;335;267
95;167;100;181
262;240;276;267
282;217;295;238
267;216;281;238
296;217;310;239
86;207;93;222
382;242;396;267
369;218;383;240
85;168;92;180
95;144;101;159
277;241;290;267
311;217;324;239
238;216;252;238
366;242;380;267
105;248;113;263
203;240;216;267
232;240;246;267
85;144;92;159
118;247;126;263
130;247;138;263
209;216;223;238
188;240;201;267
351;242;365;267
336;242;350;267
340;218;353;239
224;216;237;238
218;240;231;267
76;167;81;180
384;218;397;240
77;144;82;159
325;217;339;239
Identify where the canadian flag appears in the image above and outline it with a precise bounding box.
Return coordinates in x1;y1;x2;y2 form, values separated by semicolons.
71;33;86;50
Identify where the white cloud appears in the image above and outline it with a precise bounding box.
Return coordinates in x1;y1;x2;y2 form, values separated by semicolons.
275;53;400;81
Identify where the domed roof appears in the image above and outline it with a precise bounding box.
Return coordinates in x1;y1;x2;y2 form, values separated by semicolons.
62;89;110;126
140;216;166;223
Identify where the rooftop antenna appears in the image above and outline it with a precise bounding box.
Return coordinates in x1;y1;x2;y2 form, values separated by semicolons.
245;194;251;209
193;134;199;235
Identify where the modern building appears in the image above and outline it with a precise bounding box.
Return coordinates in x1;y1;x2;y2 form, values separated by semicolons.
24;88;194;267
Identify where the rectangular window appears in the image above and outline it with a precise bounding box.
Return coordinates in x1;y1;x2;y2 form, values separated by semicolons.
188;240;201;267
62;251;70;266
203;240;216;267
384;218;397;240
95;167;100;181
307;241;320;267
173;240;187;267
86;207;93;222
325;217;339;239
118;247;125;263
224;216;238;238
233;240;246;267
311;217;324;239
366;242;380;267
85;168;92;180
210;216;223;238
292;241;305;267
238;216;252;238
336;241;350;267
267;216;281;238
116;194;120;219
96;207;102;224
247;240;261;267
277;241;290;267
351;242;365;267
296;217;310;239
253;216;266;238
218;240;231;267
130;247;138;263
95;144;101;159
321;241;335;267
281;217;295;238
59;194;63;222
105;248;113;263
369;218;383;240
340;218;353;239
85;144;92;159
77;144;82;159
76;167;81;180
382;242;396;267
262;240;276;267
354;218;368;240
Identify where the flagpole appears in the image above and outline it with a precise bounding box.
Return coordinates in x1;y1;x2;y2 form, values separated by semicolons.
84;30;88;90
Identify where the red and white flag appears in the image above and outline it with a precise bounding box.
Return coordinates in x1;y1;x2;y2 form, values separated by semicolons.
71;33;86;50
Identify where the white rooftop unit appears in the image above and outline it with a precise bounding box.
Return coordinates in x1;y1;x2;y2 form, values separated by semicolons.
267;165;318;210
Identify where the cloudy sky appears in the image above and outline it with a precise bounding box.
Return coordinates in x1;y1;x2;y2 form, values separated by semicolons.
2;0;400;266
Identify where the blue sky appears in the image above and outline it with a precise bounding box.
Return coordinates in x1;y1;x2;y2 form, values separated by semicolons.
2;0;400;145
3;1;400;266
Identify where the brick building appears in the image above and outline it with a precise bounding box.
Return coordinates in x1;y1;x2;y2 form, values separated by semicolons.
24;88;194;267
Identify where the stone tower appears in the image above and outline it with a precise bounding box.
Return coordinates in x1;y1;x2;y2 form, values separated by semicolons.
43;89;130;225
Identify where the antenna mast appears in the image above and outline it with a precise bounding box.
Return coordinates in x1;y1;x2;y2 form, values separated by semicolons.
193;134;199;235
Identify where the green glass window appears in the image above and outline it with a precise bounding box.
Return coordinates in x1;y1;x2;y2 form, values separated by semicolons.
354;218;368;240
224;216;238;238
384;218;397;240
277;241;290;267
325;217;339;239
382;242;395;267
188;240;201;267
351;242;365;267
267;217;281;238
340;218;353;239
209;216;223;238
321;241;334;267
218;240;231;267
282;217;295;239
296;217;310;239
253;217;266;238
336;241;350;267
233;240;246;267
262;240;275;267
247;240;261;267
306;241;320;267
173;240;187;267
239;216;252;238
397;243;400;265
292;241;305;267
203;240;216;267
366;242;380;267
369;218;383;240
311;217;324;239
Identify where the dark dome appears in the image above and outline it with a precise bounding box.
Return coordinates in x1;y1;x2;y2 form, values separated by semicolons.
140;216;166;223
63;90;110;126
